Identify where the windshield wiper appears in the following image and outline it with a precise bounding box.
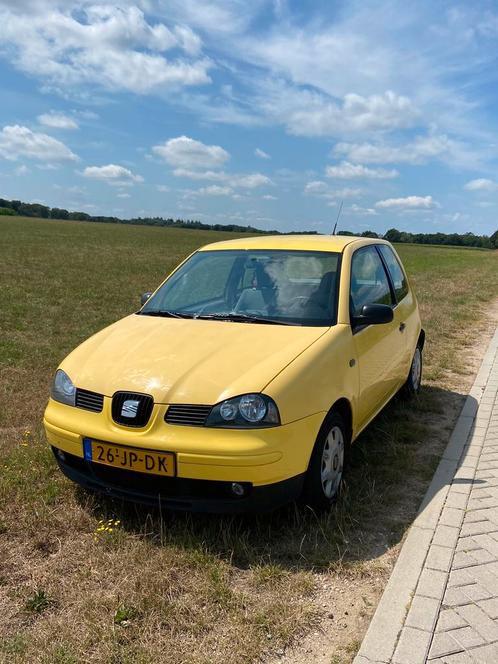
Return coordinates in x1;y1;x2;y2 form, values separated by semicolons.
138;310;194;319
194;312;299;326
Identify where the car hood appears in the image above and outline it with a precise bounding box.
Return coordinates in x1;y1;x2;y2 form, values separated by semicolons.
61;313;328;404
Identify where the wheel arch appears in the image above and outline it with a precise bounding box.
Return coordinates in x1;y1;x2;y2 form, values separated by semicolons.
327;397;353;444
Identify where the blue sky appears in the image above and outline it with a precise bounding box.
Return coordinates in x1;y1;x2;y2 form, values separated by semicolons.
0;0;498;235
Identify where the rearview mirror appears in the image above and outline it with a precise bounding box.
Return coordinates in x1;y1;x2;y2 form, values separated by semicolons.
141;291;153;306
353;303;393;327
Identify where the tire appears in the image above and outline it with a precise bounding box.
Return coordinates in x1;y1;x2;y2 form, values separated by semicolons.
402;344;423;397
301;411;348;511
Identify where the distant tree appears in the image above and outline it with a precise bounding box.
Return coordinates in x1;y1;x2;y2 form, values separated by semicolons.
18;202;50;218
384;228;402;243
68;211;91;221
361;230;379;238
337;230;355;236
51;207;69;220
491;229;498;249
399;231;414;243
0;207;16;215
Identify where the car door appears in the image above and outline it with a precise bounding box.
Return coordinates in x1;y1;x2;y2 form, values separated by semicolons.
377;243;416;378
349;245;404;430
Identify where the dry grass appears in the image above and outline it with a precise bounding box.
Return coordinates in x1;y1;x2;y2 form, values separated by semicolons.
1;216;497;663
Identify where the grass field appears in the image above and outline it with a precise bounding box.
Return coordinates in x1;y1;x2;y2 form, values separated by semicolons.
1;215;497;664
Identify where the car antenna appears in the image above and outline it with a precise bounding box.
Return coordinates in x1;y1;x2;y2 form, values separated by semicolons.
331;200;343;235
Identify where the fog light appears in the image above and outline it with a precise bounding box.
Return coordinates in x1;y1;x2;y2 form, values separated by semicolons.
231;482;246;497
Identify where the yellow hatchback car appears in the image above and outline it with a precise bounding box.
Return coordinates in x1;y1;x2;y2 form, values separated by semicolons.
44;235;424;512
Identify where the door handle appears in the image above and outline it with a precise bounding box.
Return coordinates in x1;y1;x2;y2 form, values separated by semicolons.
399;322;406;332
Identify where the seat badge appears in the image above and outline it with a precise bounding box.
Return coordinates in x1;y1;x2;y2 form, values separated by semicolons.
121;399;140;418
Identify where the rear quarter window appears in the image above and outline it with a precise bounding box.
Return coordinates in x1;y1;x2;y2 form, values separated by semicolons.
378;245;409;302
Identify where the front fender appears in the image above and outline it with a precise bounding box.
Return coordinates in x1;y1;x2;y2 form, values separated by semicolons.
264;324;358;430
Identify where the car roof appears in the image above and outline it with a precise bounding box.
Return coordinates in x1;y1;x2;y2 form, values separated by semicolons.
199;234;386;253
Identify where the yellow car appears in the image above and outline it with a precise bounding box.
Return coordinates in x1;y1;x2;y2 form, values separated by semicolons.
44;235;424;512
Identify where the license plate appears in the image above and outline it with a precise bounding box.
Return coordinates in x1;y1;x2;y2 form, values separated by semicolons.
83;438;175;477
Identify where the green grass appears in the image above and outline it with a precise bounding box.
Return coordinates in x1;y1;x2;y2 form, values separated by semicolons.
25;590;53;614
0;215;497;663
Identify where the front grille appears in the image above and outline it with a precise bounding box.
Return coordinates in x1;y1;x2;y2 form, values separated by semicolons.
111;391;154;427
165;404;212;426
75;388;104;413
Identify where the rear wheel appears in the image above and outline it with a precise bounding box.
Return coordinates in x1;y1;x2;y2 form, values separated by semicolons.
403;345;422;397
301;411;348;511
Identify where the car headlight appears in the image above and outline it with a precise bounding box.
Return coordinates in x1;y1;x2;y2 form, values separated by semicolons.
206;393;280;428
51;369;76;406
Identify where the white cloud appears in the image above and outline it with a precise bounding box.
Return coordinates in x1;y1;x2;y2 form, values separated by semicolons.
0;124;78;161
258;82;419;137
375;195;438;210
198;185;233;196
304;180;329;195
82;164;143;184
340;91;417;130
333;134;476;168
255;147;270;159
117;192;131;198
262;194;277;200
464;178;498;192
164;0;266;35
0;5;210;95
173;168;226;180
38;112;78;130
235;173;272;188
349;204;378;216
333;187;364;198
153;136;229;169
156;185;170;192
304;180;361;201
326;161;398;179
15;164;29;175
74;109;99;120
173;168;272;189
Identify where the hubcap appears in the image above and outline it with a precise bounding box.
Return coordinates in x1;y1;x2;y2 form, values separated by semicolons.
411;347;422;390
321;425;344;499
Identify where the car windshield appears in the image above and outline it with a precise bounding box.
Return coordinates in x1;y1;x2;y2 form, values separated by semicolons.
141;249;341;326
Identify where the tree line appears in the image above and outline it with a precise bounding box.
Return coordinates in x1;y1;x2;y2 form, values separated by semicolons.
0;196;496;248
0;197;284;234
381;227;497;249
338;227;497;248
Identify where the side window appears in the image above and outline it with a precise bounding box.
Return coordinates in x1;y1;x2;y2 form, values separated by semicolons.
378;245;409;302
350;246;393;317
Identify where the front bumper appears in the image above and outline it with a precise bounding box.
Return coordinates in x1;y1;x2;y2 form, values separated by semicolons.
44;398;325;512
52;447;305;513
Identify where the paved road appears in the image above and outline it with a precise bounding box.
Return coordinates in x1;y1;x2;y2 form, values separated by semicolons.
355;327;498;664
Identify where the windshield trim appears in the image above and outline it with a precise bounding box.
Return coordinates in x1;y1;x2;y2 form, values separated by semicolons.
140;248;343;328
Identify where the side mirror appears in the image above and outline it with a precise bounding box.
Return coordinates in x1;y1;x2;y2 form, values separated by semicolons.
141;291;153;306
353;303;393;327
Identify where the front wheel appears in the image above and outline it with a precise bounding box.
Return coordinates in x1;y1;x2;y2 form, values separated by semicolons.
301;412;347;511
403;345;422;397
